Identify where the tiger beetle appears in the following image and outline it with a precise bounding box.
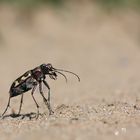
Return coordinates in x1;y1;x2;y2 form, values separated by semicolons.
2;63;80;119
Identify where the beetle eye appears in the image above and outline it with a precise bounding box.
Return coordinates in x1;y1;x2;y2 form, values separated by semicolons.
47;63;52;69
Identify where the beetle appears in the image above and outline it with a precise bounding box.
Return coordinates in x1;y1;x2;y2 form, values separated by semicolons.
1;63;80;118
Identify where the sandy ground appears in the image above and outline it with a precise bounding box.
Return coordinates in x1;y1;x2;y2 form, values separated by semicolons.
0;3;140;140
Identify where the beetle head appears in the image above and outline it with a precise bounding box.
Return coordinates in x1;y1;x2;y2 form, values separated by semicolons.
40;63;80;82
40;63;57;80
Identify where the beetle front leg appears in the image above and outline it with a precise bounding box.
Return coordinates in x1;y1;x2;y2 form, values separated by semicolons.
43;80;54;114
43;80;50;103
39;82;54;115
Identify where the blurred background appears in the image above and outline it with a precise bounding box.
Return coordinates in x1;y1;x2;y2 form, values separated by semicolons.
1;1;140;140
0;0;140;115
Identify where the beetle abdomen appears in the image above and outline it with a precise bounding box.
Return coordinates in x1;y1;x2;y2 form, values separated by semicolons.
10;77;36;97
10;86;32;97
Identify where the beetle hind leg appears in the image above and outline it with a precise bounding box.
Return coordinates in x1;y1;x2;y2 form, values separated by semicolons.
1;96;11;118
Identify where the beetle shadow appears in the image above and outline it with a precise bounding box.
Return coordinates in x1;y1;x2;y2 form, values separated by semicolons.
1;112;39;120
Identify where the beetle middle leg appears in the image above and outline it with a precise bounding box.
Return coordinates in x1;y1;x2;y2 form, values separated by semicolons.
31;84;40;119
18;93;24;115
39;82;54;115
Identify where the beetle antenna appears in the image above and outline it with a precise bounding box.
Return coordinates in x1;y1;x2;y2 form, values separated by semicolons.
55;71;68;82
55;69;80;82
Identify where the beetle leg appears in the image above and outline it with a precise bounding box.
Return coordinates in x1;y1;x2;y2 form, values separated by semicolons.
31;84;40;119
43;80;50;104
1;96;11;117
39;82;54;115
18;93;24;115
